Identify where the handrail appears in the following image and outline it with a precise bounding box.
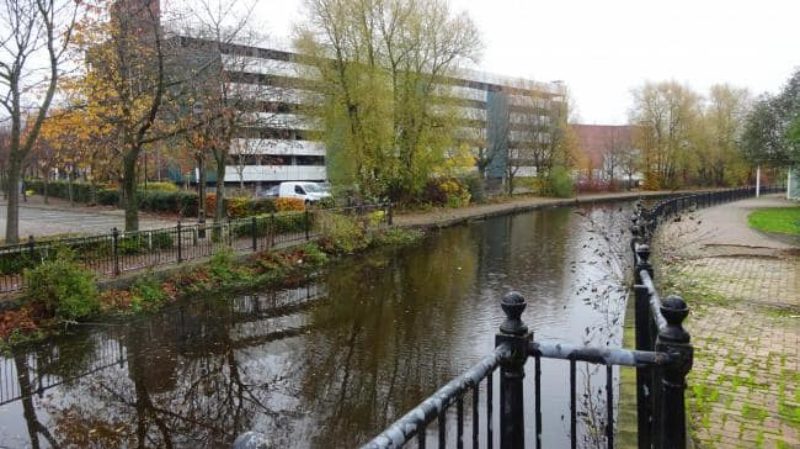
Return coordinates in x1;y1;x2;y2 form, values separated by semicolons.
358;349;503;449
529;341;671;367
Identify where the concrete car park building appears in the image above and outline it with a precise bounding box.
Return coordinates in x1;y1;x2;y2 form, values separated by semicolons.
177;38;568;191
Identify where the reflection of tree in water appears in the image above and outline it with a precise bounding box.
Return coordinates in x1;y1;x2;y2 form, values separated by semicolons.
298;232;479;448
568;204;633;448
36;300;300;448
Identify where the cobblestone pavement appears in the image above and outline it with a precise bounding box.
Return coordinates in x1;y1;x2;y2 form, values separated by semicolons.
657;195;800;449
0;195;179;239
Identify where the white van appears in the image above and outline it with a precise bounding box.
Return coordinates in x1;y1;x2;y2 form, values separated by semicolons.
262;182;331;203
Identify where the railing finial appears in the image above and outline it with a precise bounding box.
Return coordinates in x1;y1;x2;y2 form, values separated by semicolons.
499;291;528;336
659;295;690;344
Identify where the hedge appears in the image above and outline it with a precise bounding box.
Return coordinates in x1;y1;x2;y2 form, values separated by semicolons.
26;179;281;218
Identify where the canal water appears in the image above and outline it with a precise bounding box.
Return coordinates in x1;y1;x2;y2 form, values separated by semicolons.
0;203;634;449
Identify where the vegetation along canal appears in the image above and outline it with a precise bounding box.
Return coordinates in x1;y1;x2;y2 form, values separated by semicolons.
0;202;635;448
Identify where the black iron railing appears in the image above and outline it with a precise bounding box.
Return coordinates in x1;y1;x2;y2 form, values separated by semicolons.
0;203;393;294
346;186;778;449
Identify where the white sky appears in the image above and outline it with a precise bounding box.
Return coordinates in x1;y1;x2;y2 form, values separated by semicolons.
250;0;800;124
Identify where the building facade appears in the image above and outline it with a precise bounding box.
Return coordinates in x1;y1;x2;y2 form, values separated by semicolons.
184;40;567;191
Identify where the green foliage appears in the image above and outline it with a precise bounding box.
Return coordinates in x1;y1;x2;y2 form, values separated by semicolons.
461;174;486;203
96;188;120;206
137;190;199;217
130;276;168;312
23;251;99;321
747;207;800;235
372;228;424;246
296;0;480;200
315;211;371;254
139;182;179;192
300;243;328;266
26;180;100;203
208;247;239;282
544;166;575;198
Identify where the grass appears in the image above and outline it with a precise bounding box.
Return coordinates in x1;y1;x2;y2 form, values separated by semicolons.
747;207;800;235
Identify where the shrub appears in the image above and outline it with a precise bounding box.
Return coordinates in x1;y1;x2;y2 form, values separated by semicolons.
462;175;486;204
315;212;370;254
139;182;179;192
544;166;575;198
372;228;424;246
423;178;470;207
24;251;99;321
249;198;276;215
227;197;250;218
299;243;328;266
130;277;168;312
209;248;238;283
137;190;199;217
275;197;306;212
96;189;120;206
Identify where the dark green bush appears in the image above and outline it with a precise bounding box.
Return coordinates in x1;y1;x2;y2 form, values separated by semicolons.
23;252;99;321
545;166;575;198
96;189;120;206
26;180;97;203
249;198;277;215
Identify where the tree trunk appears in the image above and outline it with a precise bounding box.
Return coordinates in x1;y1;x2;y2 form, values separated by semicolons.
214;151;226;223
5;157;22;243
122;150;139;232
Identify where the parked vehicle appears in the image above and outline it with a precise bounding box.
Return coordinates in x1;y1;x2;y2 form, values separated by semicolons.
260;182;331;203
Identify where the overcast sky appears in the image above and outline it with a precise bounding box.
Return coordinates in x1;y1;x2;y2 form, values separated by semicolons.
251;0;800;124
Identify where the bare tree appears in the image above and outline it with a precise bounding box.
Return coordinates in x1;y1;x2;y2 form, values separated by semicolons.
173;0;280;222
0;0;79;242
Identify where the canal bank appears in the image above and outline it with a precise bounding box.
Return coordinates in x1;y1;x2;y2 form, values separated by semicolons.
0;200;636;448
394;188;733;229
655;195;799;448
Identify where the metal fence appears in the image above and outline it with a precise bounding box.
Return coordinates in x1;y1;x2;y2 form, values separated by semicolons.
299;186;774;449
0;204;393;294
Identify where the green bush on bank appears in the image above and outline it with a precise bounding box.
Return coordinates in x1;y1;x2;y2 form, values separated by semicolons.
23;250;99;321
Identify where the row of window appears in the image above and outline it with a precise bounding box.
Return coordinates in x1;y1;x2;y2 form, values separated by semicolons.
230;155;325;166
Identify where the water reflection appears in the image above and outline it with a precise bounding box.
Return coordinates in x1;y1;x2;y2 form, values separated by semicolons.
0;203;633;448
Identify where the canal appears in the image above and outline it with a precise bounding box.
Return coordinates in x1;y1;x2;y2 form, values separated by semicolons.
0;202;634;449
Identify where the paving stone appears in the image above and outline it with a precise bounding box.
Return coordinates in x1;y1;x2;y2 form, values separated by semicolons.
656;195;800;449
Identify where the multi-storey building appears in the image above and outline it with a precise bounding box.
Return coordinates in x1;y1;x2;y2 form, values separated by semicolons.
178;39;567;191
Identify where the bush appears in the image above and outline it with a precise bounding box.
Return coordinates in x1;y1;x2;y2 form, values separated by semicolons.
135;190;199;217
275;197;306;212
544;166;575;198
24;252;99;321
130;277;168;312
250;198;277;215
315;212;370;254
423;178;470;207
372;228;424;246
97;189;120;206
26;180;96;203
139;182;179;192
462;175;486;204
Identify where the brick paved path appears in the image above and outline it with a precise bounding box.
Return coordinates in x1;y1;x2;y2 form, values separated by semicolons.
657;195;799;449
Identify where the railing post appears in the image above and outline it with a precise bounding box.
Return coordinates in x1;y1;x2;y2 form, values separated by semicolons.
387;202;393;226
305;209;310;240
251;216;257;252
495;291;531;449
112;227;120;276
27;235;35;260
656;295;693;449
177;221;183;263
